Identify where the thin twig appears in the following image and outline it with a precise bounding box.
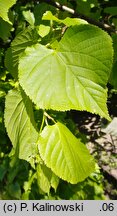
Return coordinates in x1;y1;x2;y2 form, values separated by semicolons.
44;111;56;124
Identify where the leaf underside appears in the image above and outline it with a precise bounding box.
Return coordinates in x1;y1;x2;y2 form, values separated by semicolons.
4;88;38;163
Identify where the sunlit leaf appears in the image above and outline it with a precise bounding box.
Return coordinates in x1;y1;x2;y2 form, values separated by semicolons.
38;122;95;184
42;11;87;26
0;0;16;24
37;163;59;194
4;88;38;164
38;24;50;38
37;163;51;194
19;24;113;119
23;10;35;27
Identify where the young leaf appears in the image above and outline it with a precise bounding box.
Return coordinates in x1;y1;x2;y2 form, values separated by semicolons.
42;11;87;26
38;122;95;184
0;0;16;24
4;88;38;164
38;24;50;38
42;11;59;22
19;24;113;119
23;10;35;27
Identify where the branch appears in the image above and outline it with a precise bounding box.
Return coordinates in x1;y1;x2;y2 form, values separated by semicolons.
39;0;117;34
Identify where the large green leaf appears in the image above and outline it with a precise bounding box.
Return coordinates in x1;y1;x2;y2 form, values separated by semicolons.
19;24;113;119
38;122;95;184
0;0;16;24
4;88;38;164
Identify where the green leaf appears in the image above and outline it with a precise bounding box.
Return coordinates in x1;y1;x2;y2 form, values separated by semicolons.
42;11;60;22
38;122;95;184
34;3;56;26
4;88;38;164
112;34;117;61
0;18;11;41
75;0;98;16
42;11;87;26
23;10;35;27
104;7;117;16
61;17;87;26
0;0;16;24
37;163;51;194
109;61;117;89
37;163;59;194
5;27;39;79
0;164;7;181
7;182;21;199
38;25;50;38
109;34;117;89
50;172;59;192
112;18;117;28
19;25;113;119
